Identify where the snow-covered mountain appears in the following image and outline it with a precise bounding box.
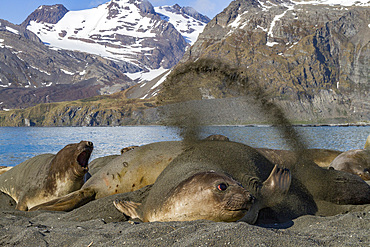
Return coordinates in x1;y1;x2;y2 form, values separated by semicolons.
154;4;210;45
25;0;210;81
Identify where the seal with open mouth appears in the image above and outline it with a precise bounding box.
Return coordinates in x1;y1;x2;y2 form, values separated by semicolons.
0;141;93;211
29;141;186;211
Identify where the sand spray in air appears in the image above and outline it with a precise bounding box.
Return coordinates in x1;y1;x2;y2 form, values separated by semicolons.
157;58;309;162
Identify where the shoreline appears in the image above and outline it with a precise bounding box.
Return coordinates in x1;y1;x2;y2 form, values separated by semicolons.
0;122;370;128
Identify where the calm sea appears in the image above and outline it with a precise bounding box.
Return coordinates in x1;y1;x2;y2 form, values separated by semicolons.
0;126;369;167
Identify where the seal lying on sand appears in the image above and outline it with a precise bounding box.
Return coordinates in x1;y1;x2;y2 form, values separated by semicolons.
0;141;93;211
329;135;370;180
114;171;259;222
114;140;291;223
30;141;187;211
0;166;12;175
84;155;120;182
31;136;235;211
115;140;370;223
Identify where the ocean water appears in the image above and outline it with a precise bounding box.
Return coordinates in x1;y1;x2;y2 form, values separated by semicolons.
0;126;369;167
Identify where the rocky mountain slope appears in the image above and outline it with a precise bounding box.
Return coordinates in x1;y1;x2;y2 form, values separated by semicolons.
0;0;209;111
0;19;134;110
25;0;209;78
166;0;370;123
1;0;369;126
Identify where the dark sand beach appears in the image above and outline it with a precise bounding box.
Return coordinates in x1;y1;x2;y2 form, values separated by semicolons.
1;186;369;247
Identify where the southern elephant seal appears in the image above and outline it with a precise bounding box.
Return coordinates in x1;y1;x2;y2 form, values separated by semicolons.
0;166;12;175
0;141;93;211
115;140;370;223
114;140;291;224
29;141;187;211
114;171;259;222
121;146;139;154
84;155;120;182
329;135;370;180
256;148;342;168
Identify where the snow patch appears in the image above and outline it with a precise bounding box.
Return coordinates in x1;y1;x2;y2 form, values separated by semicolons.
229;15;242;28
26;0;167;65
150;69;171;90
291;0;369;6
41;82;53;87
30;65;51;75
5;26;19;35
61;69;75;75
266;3;294;46
79;70;87;76
126;67;169;82
155;5;207;45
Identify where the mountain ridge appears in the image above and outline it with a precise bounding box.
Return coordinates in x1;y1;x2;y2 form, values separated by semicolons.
0;0;210;111
0;0;369;125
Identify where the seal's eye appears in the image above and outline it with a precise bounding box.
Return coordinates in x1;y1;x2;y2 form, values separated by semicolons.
364;168;369;174
217;183;228;191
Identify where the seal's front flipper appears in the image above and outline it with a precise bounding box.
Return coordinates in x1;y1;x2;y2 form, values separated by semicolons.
114;199;142;221
29;188;96;211
261;165;291;208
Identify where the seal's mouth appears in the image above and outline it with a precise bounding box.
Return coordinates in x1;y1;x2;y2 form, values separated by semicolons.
226;194;255;212
77;151;91;170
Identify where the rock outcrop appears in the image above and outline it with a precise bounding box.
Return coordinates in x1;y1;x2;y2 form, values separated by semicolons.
171;0;370;123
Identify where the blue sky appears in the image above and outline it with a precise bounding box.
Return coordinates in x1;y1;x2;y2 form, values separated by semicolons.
0;0;232;25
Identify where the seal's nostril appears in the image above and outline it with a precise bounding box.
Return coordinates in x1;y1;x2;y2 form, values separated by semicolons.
248;194;255;203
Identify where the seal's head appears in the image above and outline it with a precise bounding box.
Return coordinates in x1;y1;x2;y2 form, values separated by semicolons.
162;171;255;222
330;149;370;181
50;141;94;178
114;171;255;222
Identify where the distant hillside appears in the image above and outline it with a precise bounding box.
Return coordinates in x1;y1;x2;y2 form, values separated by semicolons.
0;90;157;126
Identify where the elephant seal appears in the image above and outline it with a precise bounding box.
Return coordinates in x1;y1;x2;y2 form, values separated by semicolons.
29;141;187;211
256;148;342;168
329;135;370;180
84;145;139;182
84;155;120;182
203;135;230;141
0;166;12;175
114;171;257;222
115;140;370;224
365;134;370;149
0;141;93;210
329;149;370;180
255;147;370;203
114;141;291;223
30;136;229;212
121;146;139;154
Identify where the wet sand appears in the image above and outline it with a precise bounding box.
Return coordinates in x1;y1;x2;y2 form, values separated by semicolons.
1;188;369;247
